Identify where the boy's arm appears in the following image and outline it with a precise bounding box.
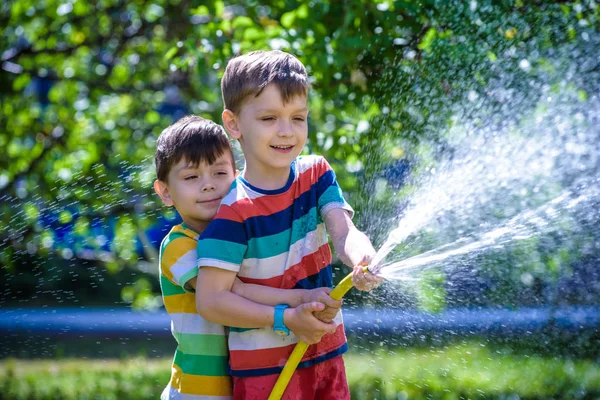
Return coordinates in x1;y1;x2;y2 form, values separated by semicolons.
232;280;341;322
195;266;337;343
324;208;382;291
190;273;341;314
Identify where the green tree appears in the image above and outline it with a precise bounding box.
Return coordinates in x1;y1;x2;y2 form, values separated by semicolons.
1;0;597;308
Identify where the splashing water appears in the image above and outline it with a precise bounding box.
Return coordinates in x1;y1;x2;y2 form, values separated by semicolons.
368;89;600;282
375;183;599;280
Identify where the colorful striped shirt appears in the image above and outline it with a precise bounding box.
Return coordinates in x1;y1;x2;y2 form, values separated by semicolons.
197;155;354;377
159;224;232;399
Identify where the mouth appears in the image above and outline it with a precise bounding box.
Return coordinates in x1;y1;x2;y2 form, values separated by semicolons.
198;198;221;204
270;145;294;153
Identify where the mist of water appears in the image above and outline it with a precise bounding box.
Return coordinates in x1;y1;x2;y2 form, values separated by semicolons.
368;76;599;282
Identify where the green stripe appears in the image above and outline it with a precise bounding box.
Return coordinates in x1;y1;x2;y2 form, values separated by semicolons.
319;185;345;211
178;268;198;292
246;208;319;259
160;275;187;296
197;238;247;264
174;333;228;356
174;349;229;376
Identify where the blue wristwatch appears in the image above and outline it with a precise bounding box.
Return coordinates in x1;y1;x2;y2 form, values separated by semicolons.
273;304;290;336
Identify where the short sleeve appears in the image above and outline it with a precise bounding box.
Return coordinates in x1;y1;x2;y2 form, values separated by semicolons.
197;206;248;273
161;235;199;293
315;157;355;219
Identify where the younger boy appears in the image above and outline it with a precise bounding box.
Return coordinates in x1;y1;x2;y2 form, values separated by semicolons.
196;51;381;399
154;115;343;400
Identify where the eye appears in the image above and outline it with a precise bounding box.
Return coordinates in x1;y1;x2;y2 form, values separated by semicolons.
261;116;276;121
215;171;228;176
184;175;197;181
293;117;306;122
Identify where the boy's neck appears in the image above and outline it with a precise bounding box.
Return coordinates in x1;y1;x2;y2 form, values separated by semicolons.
241;163;292;191
181;218;208;235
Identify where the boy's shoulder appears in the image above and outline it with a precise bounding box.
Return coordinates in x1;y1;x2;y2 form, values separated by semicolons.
160;224;200;253
296;154;329;171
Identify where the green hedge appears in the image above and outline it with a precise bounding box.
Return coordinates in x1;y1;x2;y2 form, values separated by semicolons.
1;344;599;399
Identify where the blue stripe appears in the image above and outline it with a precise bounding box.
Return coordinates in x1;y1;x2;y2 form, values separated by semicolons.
316;169;336;199
228;343;348;377
199;218;247;245
228;327;256;333
294;265;333;290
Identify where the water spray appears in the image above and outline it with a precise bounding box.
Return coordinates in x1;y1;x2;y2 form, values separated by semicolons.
267;266;373;400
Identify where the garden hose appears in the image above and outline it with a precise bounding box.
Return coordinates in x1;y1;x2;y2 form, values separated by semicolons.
267;266;369;400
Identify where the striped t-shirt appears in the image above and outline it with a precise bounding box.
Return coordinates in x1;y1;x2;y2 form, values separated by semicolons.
197;155;354;377
159;224;232;400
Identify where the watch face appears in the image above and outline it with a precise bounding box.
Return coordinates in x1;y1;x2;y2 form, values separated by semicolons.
274;329;288;336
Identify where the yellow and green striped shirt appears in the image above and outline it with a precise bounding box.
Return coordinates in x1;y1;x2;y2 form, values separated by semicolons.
159;224;232;400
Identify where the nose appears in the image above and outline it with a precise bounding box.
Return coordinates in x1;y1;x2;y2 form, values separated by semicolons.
201;180;216;192
277;119;293;137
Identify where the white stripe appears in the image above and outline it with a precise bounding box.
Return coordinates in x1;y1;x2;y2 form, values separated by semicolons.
237;225;329;280
296;155;321;174
170;312;225;335
197;258;240;273
321;202;354;220
221;182;265;207
161;386;231;400
229;311;344;351
169;250;197;286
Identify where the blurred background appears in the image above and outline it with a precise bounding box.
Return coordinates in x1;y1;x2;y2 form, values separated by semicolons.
1;0;600;399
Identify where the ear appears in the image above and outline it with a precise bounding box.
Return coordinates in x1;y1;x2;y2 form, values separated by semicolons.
234;169;240;178
154;180;174;207
222;109;241;140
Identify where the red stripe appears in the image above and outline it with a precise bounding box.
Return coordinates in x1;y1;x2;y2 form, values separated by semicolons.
232;166;329;219
238;243;332;289
229;324;346;371
215;204;243;222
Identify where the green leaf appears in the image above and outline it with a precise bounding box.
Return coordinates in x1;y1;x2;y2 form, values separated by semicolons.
164;47;178;61
281;11;295;29
417;27;437;51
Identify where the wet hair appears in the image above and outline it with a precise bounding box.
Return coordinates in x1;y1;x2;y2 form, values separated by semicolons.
155;115;234;182
221;50;310;114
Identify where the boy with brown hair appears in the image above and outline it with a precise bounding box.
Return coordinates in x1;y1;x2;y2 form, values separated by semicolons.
196;51;381;399
154;115;343;399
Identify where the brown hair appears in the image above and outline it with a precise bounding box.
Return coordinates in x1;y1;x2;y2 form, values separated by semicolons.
155;115;234;182
221;50;310;114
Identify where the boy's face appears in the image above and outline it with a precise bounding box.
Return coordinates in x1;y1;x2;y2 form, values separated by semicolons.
154;152;236;232
228;84;308;177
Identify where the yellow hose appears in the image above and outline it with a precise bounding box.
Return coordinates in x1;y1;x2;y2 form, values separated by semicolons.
267;267;367;400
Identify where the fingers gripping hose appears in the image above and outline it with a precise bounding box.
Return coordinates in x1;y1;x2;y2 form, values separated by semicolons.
267;267;368;400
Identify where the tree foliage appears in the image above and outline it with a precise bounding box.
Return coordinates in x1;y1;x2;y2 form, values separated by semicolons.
1;0;598;308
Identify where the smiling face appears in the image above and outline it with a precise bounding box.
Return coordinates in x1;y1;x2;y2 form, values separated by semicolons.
154;152;236;233
223;84;309;189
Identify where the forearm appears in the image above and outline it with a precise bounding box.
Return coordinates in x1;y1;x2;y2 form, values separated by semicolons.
197;288;277;328
334;228;370;268
232;279;306;307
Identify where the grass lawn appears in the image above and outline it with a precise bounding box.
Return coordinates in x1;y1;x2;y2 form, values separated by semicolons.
1;342;600;399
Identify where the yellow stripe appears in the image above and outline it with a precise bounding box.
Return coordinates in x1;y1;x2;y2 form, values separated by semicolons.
163;293;198;314
161;236;196;283
170;364;232;396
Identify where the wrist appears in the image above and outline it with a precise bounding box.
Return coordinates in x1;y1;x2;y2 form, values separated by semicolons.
273;304;290;336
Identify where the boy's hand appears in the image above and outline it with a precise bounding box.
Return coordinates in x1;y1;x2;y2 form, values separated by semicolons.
285;302;337;344
302;287;342;323
351;246;383;291
352;265;383;291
